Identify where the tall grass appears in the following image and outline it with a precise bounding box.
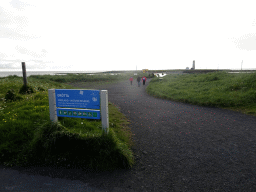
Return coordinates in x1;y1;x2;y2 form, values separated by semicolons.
146;72;256;115
29;72;136;83
0;75;134;171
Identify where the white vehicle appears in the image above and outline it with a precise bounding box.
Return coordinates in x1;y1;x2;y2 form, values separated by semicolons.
154;73;167;77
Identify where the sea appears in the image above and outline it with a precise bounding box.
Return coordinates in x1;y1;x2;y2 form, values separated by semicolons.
0;71;107;78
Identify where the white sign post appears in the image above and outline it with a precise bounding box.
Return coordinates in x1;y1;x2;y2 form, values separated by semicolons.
48;89;109;134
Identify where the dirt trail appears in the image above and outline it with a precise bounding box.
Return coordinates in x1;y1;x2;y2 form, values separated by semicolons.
1;79;256;191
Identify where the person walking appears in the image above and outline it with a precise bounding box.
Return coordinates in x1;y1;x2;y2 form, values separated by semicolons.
129;76;133;85
142;76;147;85
137;76;141;87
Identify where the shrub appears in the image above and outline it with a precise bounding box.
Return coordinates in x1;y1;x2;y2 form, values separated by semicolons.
4;89;22;102
19;85;34;94
37;86;45;91
7;75;19;79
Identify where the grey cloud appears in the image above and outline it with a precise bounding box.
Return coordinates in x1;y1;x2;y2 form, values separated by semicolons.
41;49;47;53
15;46;47;58
15;46;28;54
25;60;48;69
0;6;28;26
0;59;49;69
0;27;37;40
0;8;11;25
234;33;256;51
253;20;256;27
0;6;38;40
10;0;32;11
0;52;8;58
0;60;22;69
0;63;19;69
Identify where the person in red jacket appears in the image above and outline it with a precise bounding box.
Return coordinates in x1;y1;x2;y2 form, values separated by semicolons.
142;76;147;85
129;76;133;85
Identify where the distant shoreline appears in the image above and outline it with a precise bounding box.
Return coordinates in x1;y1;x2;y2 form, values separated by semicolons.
1;69;255;78
0;70;106;77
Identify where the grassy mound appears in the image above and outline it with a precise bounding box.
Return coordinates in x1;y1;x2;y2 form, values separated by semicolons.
15;119;133;171
146;71;256;115
0;74;134;171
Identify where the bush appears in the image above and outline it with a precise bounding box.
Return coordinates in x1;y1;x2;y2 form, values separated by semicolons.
19;85;34;94
4;89;22;102
37;86;45;91
7;75;19;79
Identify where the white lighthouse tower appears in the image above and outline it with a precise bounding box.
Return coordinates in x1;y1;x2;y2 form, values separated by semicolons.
191;60;195;70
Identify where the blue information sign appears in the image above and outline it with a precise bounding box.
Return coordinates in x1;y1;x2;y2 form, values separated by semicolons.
55;89;100;109
57;108;101;119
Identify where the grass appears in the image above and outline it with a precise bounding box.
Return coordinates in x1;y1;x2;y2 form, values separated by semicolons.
146;71;256;116
29;72;136;84
0;74;134;171
27;72;150;88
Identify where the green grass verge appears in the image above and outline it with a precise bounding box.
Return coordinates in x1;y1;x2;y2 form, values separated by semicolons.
29;72;136;83
0;75;134;171
28;71;152;87
146;71;256;116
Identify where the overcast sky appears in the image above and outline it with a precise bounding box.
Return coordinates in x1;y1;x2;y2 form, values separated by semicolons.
1;0;256;71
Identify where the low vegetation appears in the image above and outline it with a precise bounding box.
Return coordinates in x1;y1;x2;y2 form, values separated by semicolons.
147;71;256;115
29;72;132;84
0;74;134;171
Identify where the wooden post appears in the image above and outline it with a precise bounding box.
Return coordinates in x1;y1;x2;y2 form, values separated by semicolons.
48;89;58;123
21;62;27;87
100;90;109;134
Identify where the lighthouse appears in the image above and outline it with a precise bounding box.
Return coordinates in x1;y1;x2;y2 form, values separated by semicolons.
191;60;195;70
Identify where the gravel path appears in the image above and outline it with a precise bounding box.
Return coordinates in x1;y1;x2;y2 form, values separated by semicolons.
1;79;256;191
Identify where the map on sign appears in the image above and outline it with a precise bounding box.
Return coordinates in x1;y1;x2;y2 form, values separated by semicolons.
55;89;100;109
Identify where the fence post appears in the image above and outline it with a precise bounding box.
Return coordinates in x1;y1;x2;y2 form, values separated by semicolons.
100;90;109;134
21;62;27;87
48;89;58;123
